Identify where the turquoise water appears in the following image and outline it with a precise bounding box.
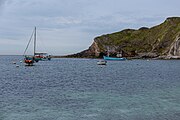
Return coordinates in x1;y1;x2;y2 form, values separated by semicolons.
0;56;180;120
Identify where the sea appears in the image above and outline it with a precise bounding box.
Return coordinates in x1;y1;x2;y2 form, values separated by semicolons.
0;55;180;120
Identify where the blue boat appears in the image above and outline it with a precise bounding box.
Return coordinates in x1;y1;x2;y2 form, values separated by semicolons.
103;56;126;61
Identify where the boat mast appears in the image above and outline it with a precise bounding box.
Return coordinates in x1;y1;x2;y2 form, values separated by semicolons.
34;27;36;56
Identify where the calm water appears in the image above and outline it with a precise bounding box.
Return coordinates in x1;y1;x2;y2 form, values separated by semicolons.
0;56;180;120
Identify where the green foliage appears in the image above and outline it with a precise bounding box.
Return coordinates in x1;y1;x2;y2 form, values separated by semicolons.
96;17;180;55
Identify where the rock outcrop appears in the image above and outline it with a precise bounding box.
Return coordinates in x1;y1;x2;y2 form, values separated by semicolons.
68;17;180;59
167;33;180;56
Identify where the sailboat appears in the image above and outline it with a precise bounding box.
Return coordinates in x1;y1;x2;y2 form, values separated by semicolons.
23;27;51;66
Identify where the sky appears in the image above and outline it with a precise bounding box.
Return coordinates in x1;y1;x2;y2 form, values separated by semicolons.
0;0;179;55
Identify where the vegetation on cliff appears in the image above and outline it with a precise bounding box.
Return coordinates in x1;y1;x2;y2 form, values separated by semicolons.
67;17;180;58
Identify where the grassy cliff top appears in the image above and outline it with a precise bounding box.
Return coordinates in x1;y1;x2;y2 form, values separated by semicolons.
95;17;180;55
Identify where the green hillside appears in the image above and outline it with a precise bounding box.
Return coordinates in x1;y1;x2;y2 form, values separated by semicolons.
94;17;180;57
67;17;180;58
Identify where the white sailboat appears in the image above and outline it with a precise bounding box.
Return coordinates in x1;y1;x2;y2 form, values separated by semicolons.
23;27;51;66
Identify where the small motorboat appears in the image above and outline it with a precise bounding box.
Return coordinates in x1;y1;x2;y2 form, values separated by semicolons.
103;56;126;61
16;65;20;67
24;56;34;66
97;60;107;65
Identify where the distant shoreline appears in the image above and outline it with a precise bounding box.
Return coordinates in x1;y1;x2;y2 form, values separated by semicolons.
51;55;180;60
1;55;180;60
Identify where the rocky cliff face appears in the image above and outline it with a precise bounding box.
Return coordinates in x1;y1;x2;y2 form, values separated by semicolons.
167;33;180;58
69;17;180;59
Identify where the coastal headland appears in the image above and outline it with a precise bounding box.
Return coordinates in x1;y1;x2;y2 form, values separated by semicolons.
55;17;180;59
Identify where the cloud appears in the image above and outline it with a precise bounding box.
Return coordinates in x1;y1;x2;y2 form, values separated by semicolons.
0;0;6;6
77;12;166;36
0;0;7;13
0;0;179;55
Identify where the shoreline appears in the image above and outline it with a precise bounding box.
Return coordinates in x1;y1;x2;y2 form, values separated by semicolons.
2;55;180;60
51;55;180;60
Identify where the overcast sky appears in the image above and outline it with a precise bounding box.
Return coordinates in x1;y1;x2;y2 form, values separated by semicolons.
0;0;179;55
